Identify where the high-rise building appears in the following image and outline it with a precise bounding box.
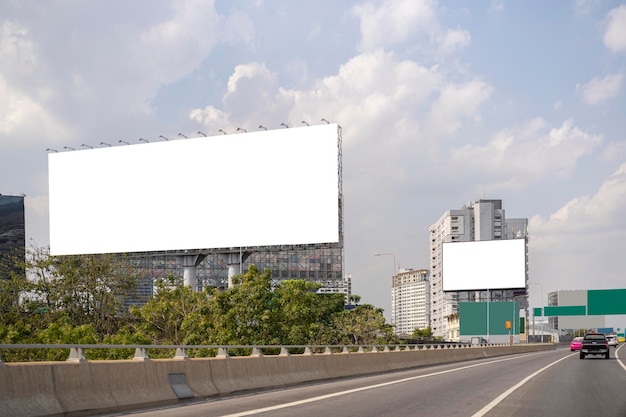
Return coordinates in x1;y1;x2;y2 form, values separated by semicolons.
0;194;26;279
391;268;430;335
429;199;528;339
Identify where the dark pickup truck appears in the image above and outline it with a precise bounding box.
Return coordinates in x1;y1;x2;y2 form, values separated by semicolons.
580;333;610;359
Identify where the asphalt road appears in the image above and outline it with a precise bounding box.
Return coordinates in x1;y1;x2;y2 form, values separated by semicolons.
101;345;626;417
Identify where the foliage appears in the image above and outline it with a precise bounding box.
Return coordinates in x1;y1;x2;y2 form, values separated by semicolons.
2;248;396;360
210;265;279;345
86;329;153;360
321;304;396;345
129;275;214;346
20;249;137;336
272;279;344;345
411;327;434;340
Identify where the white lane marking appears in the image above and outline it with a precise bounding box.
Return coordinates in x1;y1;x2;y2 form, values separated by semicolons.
218;351;554;417
471;353;574;417
615;344;626;372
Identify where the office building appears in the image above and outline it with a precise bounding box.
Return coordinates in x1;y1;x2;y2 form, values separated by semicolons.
429;199;528;339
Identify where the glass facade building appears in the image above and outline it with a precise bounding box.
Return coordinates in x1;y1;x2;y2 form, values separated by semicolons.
0;194;26;279
124;244;344;307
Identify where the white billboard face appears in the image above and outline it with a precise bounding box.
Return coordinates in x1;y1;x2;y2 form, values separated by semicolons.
48;124;340;255
442;239;526;291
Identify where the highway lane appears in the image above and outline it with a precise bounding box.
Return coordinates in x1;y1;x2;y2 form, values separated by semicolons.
482;344;626;416
100;345;626;417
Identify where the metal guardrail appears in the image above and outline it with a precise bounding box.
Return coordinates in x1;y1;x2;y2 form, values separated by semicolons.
0;342;505;363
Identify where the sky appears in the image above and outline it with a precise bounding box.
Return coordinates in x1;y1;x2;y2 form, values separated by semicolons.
1;0;626;328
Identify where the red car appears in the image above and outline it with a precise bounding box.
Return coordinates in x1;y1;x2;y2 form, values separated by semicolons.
570;336;583;351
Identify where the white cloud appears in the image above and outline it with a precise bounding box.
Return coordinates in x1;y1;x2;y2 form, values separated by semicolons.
449;118;602;188
290;50;441;146
190;61;294;130
352;0;437;51
353;0;472;57
0;0;228;144
438;27;471;55
604;5;626;53
0;20;72;147
0;75;72;148
578;72;624;105
601;141;626;161
189;50;444;149
129;0;223;109
189;105;230;128
225;62;275;96
0;20;37;74
488;0;505;13
427;79;492;137
529;163;626;291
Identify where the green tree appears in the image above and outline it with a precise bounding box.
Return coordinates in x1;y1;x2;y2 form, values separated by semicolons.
322;304;395;345
130;276;213;345
3;246;401;355
273;279;344;345
411;327;433;340
0;273;31;325
210;265;278;345
22;250;137;337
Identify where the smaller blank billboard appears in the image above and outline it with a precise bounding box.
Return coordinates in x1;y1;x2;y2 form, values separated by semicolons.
442;239;526;291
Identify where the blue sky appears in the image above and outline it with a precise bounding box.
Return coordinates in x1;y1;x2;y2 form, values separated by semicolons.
1;0;626;327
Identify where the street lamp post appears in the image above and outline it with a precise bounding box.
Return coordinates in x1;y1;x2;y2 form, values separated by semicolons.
529;282;544;342
375;252;397;329
374;253;396;276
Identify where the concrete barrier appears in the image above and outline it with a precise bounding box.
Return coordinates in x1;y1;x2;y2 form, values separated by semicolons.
0;363;64;417
209;355;330;395
0;344;554;417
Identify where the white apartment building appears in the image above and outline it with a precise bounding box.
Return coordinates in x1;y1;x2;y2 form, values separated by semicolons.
429;199;528;339
391;268;430;335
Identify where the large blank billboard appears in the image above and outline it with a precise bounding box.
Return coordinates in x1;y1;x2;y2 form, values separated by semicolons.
49;124;340;255
442;239;526;291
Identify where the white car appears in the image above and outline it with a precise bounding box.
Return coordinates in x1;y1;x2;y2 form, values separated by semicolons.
607;335;618;347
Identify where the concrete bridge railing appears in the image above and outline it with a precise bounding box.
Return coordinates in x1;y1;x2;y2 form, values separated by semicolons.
0;342;555;417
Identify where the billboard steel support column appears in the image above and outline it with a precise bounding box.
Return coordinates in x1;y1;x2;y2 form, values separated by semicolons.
219;251;252;288
175;254;207;289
